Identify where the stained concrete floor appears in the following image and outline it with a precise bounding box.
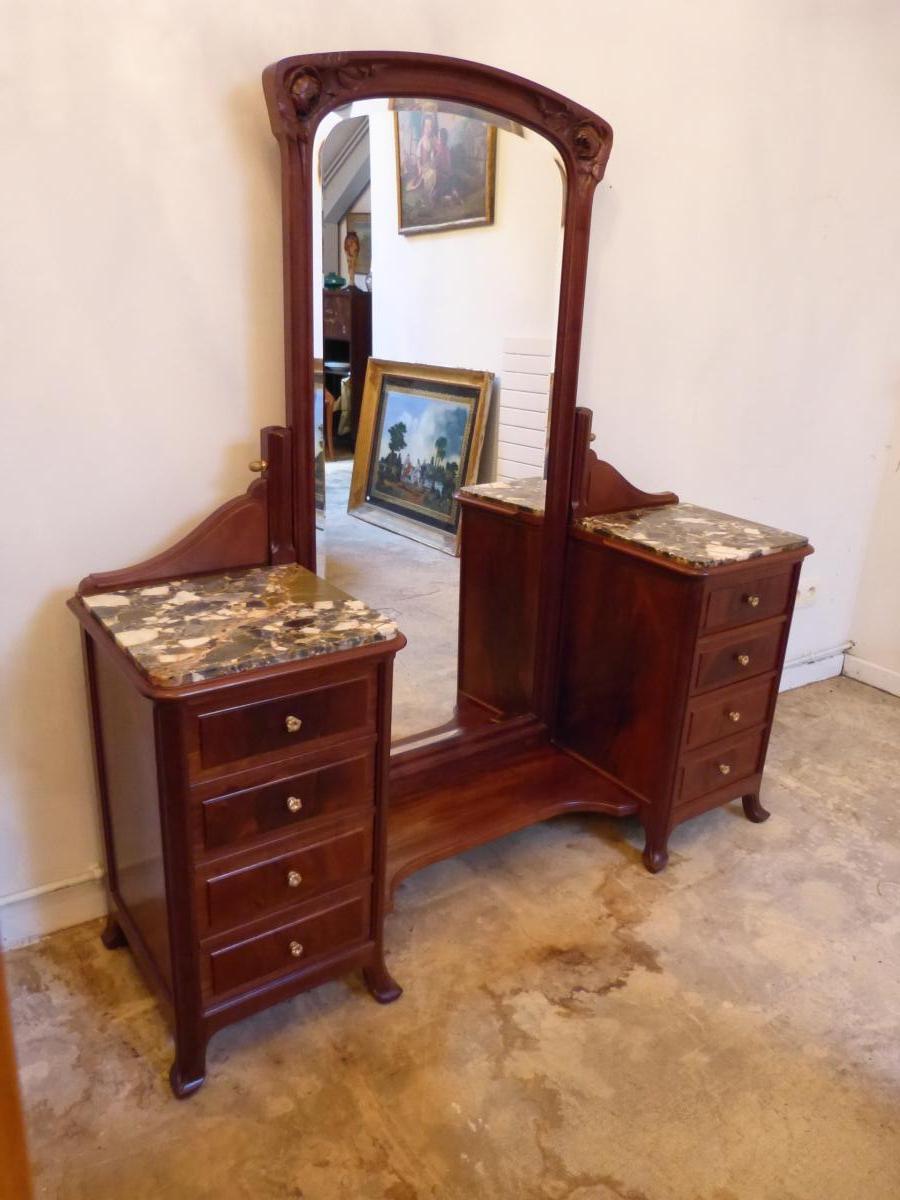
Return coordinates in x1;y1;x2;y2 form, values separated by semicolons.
8;675;900;1199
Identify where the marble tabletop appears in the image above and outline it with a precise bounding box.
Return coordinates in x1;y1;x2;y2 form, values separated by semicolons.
577;502;808;568
81;564;399;688
457;476;546;514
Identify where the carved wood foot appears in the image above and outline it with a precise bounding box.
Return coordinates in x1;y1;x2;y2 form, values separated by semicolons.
362;958;403;1005
742;793;771;824
642;839;669;874
100;915;127;950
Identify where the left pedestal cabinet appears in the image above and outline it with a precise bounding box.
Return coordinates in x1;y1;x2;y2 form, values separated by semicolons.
70;564;405;1097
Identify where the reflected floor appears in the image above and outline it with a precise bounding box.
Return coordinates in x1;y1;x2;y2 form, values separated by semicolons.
320;459;460;742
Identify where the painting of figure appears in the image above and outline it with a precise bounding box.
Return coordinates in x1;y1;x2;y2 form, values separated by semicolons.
394;103;496;235
348;360;493;553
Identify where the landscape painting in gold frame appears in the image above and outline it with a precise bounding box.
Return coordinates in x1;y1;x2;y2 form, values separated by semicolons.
348;359;493;554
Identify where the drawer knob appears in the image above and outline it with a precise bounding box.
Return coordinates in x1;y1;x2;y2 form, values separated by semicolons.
728;710;742;723
248;458;268;474
286;795;303;814
288;940;304;958
744;594;761;608
287;870;303;889
284;715;303;733
718;763;732;776
736;653;750;667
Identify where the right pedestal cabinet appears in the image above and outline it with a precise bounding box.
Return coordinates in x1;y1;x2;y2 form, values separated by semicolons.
558;503;813;871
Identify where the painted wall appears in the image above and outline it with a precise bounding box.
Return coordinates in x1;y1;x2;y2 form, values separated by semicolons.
846;397;900;696
2;0;898;943
367;110;562;383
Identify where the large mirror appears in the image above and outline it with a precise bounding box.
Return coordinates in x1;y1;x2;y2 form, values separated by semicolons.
309;98;565;743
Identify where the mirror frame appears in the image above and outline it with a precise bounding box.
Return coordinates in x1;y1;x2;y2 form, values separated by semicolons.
262;50;613;732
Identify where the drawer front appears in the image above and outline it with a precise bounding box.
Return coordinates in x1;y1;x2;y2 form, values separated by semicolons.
203;826;372;932
702;569;794;634
197;675;374;772
684;678;775;751
209;893;370;997
678;730;766;806
323;293;350;338
693;624;783;693
201;752;374;852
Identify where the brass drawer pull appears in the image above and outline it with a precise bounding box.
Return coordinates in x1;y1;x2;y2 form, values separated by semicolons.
248;458;268;474
288;940;304;958
286;795;303;813
744;594;761;608
728;710;742;723
736;654;750;667
718;763;732;776
287;870;302;889
284;715;303;733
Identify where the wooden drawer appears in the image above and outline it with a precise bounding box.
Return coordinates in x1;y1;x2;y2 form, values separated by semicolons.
197;674;374;772
701;568;793;634
684;677;775;751
323;292;350;339
692;622;783;693
201;826;372;933
200;751;374;852
209;892;370;997
678;729;766;806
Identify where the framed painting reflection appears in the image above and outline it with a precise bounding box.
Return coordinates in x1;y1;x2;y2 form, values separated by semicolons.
348;360;493;554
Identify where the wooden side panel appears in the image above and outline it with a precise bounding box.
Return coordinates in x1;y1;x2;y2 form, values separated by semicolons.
557;538;701;806
94;653;172;989
457;503;541;715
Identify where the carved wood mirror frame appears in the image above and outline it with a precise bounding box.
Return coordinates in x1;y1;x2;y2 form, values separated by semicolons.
262;50;613;738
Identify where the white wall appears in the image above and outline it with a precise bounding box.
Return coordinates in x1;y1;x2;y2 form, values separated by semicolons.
846;395;900;696
2;0;899;944
369;111;561;378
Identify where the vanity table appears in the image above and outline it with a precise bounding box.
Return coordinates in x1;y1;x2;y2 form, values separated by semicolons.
69;51;811;1094
69;565;405;1097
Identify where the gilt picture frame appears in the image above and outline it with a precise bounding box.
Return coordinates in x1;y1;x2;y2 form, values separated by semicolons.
393;102;497;236
348;360;493;554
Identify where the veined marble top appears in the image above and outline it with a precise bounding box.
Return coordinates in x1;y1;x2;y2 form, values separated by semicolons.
457;476;546;514
577;503;808;568
81;564;399;687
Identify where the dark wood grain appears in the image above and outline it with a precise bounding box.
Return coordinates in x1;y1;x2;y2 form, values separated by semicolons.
571;408;679;519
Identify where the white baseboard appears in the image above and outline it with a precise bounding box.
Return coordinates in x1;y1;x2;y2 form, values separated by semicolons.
0;870;107;950
843;654;900;699
779;648;847;692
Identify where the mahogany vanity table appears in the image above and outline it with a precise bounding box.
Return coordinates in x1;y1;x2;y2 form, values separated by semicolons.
69;51;811;1094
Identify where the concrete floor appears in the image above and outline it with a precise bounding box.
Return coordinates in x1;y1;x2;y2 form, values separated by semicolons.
8;675;900;1198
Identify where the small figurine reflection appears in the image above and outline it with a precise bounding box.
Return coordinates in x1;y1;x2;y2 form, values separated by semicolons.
344;230;360;289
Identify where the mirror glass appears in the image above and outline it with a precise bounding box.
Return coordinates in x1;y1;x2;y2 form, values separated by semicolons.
311;98;564;744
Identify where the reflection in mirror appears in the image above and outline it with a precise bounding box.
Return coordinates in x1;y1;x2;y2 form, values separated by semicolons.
312;98;563;743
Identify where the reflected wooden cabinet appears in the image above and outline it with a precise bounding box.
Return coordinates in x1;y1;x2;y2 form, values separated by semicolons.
322;288;372;440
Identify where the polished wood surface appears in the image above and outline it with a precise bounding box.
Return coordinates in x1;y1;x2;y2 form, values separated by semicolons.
571;406;678;519
0;947;33;1200
457;498;542;715
559;532;811;872
79;609;405;1097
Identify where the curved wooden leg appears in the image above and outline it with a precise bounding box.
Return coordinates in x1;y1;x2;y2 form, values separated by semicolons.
169;1031;207;1099
100;914;127;950
363;953;402;1005
742;792;770;824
